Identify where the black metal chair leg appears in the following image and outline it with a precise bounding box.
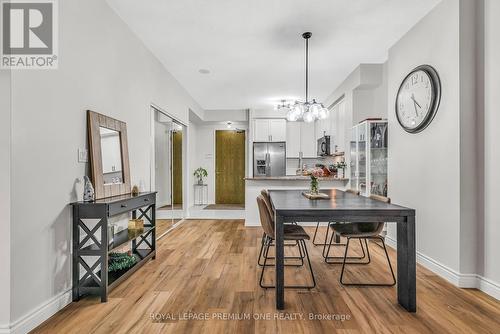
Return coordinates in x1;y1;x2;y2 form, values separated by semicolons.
301;240;316;288
340;237;396;287
260;238;316;289
258;237;305;267
324;233;368;264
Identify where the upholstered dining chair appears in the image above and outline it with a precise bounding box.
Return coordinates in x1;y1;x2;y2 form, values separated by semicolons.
258;190;305;267
312;189;361;247
325;194;396;286
256;195;316;289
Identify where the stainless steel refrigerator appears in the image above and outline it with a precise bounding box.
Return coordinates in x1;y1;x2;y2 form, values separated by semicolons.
253;142;286;177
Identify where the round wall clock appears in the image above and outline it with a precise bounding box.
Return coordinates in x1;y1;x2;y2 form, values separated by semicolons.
395;65;441;133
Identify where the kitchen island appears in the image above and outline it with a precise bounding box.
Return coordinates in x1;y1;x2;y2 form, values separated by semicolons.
244;176;349;226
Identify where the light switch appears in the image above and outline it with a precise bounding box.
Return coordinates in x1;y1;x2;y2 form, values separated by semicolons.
78;148;88;163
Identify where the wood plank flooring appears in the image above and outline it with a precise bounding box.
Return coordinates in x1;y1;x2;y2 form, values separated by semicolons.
33;220;500;334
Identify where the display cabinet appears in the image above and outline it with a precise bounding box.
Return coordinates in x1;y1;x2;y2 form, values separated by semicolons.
350;120;387;197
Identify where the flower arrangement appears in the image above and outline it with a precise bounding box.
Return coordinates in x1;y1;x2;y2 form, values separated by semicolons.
193;167;208;185
310;168;324;194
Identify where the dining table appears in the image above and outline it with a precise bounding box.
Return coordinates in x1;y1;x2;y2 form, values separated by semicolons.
268;189;416;312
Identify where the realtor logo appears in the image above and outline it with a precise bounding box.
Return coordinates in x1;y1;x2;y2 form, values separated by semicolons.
1;0;58;69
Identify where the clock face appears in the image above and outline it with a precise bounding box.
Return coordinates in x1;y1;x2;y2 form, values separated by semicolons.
396;65;441;133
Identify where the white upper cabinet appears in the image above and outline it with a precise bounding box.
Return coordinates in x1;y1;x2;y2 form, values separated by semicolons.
253;118;286;142
286;122;301;158
315;109;331;139
253;119;270;141
330;100;346;152
269;119;287;142
300;122;316;158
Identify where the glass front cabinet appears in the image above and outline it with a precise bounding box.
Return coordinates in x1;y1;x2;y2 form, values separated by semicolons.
349;120;388;197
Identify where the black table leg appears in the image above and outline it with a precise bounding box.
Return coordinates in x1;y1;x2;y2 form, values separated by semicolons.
275;213;285;310
397;214;416;312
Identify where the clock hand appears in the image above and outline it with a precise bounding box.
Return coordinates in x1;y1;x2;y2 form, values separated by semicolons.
412;99;419;117
411;94;422;109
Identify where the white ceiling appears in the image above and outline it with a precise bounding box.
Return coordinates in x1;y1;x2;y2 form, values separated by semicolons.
107;0;441;110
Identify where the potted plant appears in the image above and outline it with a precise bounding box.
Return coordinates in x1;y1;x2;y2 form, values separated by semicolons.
193;167;208;185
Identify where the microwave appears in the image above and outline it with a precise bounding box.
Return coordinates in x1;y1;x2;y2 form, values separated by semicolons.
317;135;331;156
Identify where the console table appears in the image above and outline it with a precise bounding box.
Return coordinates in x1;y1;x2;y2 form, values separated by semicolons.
71;192;156;302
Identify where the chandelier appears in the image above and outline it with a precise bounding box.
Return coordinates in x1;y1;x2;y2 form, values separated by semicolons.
278;32;328;122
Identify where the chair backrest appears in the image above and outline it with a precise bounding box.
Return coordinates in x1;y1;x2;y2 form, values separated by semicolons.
370;194;391;234
257;195;275;238
370;194;391;204
346;189;360;196
260;189;275;216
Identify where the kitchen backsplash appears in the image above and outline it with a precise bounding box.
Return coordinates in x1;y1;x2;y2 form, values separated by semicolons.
286;156;345;175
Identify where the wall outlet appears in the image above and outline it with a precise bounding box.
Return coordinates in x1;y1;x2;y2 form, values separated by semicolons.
78;148;88;163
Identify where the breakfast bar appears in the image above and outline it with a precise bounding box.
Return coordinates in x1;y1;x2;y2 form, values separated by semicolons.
244;176;349;226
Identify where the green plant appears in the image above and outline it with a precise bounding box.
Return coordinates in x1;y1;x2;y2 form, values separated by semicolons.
193;167;208;184
108;251;136;272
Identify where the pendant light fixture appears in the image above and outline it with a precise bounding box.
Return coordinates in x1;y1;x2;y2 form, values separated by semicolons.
278;32;328;122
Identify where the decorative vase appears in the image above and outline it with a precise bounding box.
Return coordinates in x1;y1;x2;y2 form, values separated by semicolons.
83;176;95;202
197;178;204;185
310;176;319;195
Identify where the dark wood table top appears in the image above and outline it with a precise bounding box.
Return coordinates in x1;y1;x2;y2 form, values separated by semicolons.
268;189;415;216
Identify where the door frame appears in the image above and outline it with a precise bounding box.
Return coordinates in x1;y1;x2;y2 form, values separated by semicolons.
214;129;247;204
149;104;188;216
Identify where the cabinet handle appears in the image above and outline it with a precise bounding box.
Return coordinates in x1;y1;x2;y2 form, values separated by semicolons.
121;204;127;208
144;198;149;202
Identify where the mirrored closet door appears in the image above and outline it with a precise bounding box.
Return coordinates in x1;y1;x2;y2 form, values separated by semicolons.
152;107;185;239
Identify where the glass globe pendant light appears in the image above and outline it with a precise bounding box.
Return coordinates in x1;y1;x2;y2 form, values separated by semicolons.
284;32;329;122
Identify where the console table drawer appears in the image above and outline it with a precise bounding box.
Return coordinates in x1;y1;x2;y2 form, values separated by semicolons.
108;194;155;216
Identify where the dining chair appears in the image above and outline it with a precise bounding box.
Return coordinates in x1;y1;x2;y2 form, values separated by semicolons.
256;195;316;289
257;190;305;267
258;189;301;265
312;188;361;247
325;194;396;286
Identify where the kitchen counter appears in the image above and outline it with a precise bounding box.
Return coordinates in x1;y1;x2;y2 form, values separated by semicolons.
245;176;349;181
245;176;349;226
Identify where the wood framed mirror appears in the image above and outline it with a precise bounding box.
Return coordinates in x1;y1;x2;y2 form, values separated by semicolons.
87;110;131;199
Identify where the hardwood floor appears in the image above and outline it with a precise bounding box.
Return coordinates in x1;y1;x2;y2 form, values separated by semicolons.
33;220;500;334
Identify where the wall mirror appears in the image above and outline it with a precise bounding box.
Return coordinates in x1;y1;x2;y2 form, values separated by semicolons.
87;110;131;199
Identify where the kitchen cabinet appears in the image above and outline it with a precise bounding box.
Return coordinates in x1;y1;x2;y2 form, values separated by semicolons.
269;119;286;142
285;121;316;158
254;119;270;142
315;109;331;140
330;100;346;152
286;122;301;158
253;119;286;142
300;122;316;158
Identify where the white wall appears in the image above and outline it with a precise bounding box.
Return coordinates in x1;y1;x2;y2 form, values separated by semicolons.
0;69;11;330
187;121;199;207
482;0;500;288
8;0;203;330
386;0;461;273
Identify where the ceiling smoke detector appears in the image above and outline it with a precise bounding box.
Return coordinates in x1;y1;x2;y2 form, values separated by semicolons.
198;68;211;74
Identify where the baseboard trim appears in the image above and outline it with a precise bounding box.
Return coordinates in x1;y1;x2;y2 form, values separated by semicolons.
385;236;500;301
8;289;71;334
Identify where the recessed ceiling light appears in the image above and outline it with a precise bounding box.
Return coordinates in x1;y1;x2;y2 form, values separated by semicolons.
198;68;210;74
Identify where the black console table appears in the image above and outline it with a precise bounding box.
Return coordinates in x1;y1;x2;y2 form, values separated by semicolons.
71;192;156;302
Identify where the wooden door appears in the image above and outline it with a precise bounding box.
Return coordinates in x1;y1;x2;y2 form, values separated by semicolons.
215;130;245;204
172;131;183;205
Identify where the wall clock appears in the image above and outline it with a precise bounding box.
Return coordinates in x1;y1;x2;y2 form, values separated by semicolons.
395;65;441;133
